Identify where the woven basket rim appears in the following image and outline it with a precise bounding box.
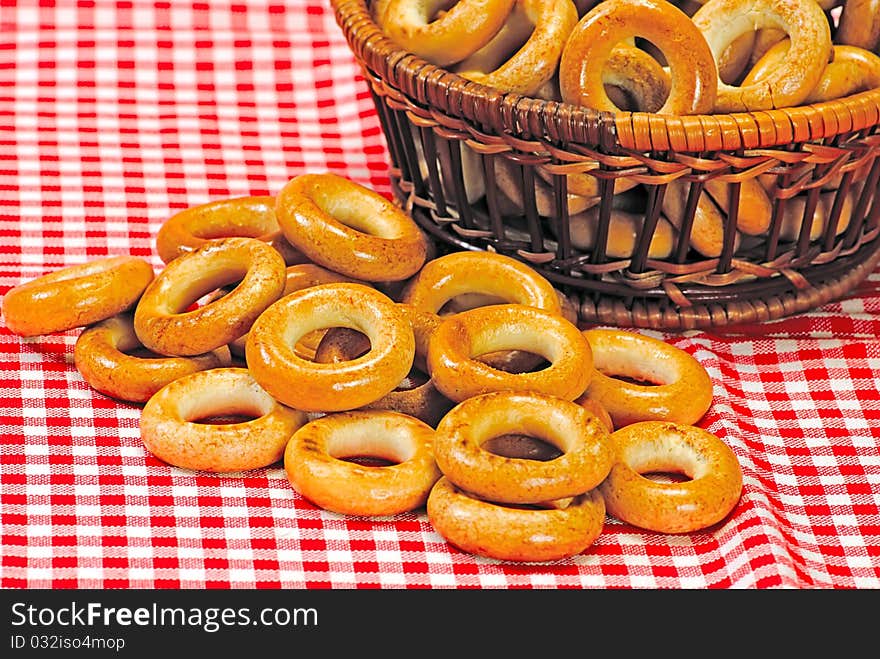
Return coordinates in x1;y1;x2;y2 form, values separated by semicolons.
331;0;880;153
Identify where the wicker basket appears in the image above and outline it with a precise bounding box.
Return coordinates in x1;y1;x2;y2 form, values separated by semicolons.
330;0;880;330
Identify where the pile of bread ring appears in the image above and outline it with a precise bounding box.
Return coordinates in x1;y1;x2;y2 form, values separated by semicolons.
1;171;744;563
371;1;879;263
373;0;880;114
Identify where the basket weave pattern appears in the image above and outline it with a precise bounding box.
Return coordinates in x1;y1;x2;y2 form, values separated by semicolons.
332;0;880;330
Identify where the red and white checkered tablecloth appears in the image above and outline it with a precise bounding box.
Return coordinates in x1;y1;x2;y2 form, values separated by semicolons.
1;0;878;590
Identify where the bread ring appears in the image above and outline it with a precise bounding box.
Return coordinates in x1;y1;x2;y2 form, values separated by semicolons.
704;177;773;236
691;0;832;112
313;304;454;427
284;410;442;516
245;283;416;413
558;0;718;114
836;0;880;53
155;195;305;266
433;390;613;503
2;255;154;337
743;41;880;103
717;29;756;84
661;179;741;258
403;249;565;372
427;477;606;562
453;0;579;96
139;367;308;473
375;0;517;67
598;44;673;113
495;156;598;217
134;237;286;356
599;421;743;534
440;288;578;326
275;173;428;282
563;207;676;259
229;263;370;358
576;328;714;428
74;313;232;403
402;249;562;316
436;287;579;373
777;189;855;242
427;303;593;403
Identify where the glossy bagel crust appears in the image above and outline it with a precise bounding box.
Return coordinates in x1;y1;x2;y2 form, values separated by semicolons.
576;328;714;428
375;0;518;67
154;195;304;265
402;249;563;316
2;255;155;337
245;283;416;413
599;421;743;533
743;41;880;103
74;313;232;403
133;237;287;356
559;0;718;114
139;367;308;473
427;477;606;562
274;172;428;282
229;262;370;358
835;0;880;53
692;0;832;112
427;303;593;403
433;391;614;503
454;0;580;96
313;304;454;427
284;410;442;516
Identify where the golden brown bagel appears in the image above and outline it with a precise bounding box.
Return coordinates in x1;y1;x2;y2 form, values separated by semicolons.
744;41;880;103
3;256;154;337
375;0;517;67
427;477;606;562
139;367;308;473
559;0;718;114
599;421;743;534
274;172;428;282
284;410;442;516
245;283;416;413
133;237;287;356
74;313;231;403
453;0;579;96
691;0;832;112
576;328;714;428
154;195;304;266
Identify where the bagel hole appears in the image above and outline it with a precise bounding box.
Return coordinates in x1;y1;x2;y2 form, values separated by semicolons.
426;1;457;23
183;285;234;312
121;346;167;359
484;433;562;462
192;412;260;425
603;373;660;387
640;470;691;484
477;351;550;374
604;39;671;112
179;275;246;313
341;455;396;468
437;293;509;316
604;84;639;112
313;328;430;390
634;37;667;68
396;370;430;391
